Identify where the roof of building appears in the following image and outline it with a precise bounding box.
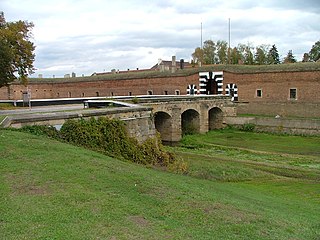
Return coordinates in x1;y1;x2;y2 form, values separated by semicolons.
150;60;191;70
92;68;151;76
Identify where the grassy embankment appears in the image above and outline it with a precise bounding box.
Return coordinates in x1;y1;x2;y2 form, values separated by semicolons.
0;129;319;239
27;62;320;83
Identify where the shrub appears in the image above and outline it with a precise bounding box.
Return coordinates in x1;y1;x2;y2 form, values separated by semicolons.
225;124;236;130
59;117;187;171
131;97;139;104
141;133;174;166
60;117;137;158
168;156;188;174
20;125;60;139
17;117;188;172
241;123;256;132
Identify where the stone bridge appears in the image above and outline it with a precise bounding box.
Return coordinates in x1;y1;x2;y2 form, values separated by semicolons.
139;95;236;142
1;95;236;143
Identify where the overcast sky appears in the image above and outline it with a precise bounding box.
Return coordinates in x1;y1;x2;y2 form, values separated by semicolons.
2;0;320;78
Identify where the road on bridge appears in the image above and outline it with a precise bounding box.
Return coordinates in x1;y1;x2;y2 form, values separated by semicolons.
0;104;84;116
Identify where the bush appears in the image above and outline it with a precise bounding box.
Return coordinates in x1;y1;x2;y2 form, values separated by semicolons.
241;123;256;132
59;117;187;171
17;117;188;173
131;97;139;104
168;156;188;174
20;125;60;139
60;117;139;159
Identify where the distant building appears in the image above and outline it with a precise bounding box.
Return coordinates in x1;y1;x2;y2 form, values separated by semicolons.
151;57;190;72
91;56;190;76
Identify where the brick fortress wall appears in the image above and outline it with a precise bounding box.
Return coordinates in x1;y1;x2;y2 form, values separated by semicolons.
1;67;320;117
223;71;320;117
4;74;198;100
223;71;320;103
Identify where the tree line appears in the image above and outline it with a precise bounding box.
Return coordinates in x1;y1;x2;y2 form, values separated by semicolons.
191;40;320;65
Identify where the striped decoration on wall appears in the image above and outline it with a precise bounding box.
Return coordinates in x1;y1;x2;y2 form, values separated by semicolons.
225;83;238;101
199;71;223;95
186;84;198;95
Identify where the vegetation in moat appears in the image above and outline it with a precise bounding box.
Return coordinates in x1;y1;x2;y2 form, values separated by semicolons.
0;128;319;239
174;128;320;182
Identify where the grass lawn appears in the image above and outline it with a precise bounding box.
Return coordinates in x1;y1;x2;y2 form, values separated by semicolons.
180;128;320;156
1;129;319;239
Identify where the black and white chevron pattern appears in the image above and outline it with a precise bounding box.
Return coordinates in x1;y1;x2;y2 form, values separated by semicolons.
199;71;223;95
226;83;238;101
187;84;197;95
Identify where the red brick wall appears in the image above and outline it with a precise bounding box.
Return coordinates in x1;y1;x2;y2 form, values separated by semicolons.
223;71;320;103
1;70;320;117
3;71;319;102
0;86;8;99
222;70;320;117
3;75;199;100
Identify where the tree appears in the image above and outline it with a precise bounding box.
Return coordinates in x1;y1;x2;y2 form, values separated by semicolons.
0;12;35;88
230;47;241;64
216;40;228;64
238;43;254;65
192;40;228;65
254;44;269;65
267;44;280;64
237;44;245;64
283;50;297;64
202;40;216;64
302;53;310;62
191;47;204;65
309;40;320;62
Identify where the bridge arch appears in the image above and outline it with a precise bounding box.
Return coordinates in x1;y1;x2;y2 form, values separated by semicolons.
181;109;200;135
154;111;172;142
208;107;224;130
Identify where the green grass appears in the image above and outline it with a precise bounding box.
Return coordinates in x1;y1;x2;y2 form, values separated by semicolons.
1;129;320;239
177;129;320;182
181;128;320;156
0;103;15;110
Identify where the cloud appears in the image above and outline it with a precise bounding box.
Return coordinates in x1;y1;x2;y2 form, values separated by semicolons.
2;0;319;77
